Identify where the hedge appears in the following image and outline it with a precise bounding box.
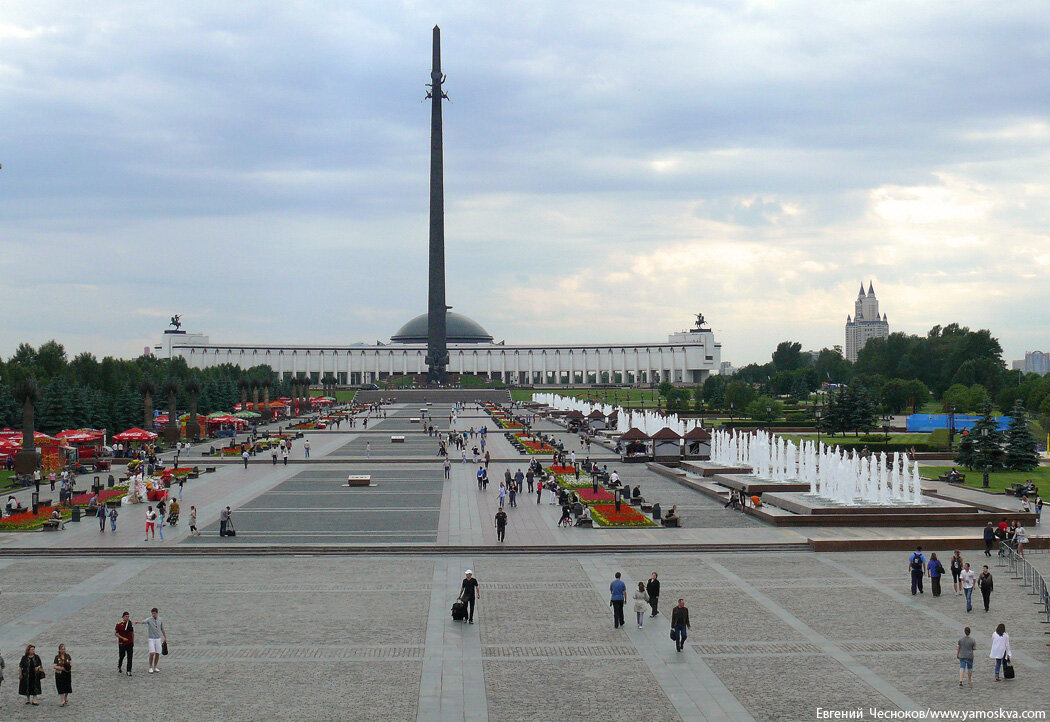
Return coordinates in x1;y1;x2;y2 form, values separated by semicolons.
720;421;817;429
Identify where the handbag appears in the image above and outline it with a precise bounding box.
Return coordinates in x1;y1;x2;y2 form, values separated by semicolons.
670;628;679;642
162;641;169;656
1002;656;1014;679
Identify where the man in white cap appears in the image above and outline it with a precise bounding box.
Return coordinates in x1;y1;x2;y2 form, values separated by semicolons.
460;570;480;624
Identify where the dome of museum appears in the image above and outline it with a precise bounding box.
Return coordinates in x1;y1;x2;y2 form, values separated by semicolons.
391;311;494;344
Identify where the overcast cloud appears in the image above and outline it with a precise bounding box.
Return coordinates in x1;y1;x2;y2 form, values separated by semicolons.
1;0;1048;365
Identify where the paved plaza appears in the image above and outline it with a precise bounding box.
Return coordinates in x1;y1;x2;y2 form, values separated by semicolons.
0;402;1047;719
0;551;1048;720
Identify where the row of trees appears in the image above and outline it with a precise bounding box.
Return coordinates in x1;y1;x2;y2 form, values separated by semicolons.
955;400;1040;472
0;341;334;436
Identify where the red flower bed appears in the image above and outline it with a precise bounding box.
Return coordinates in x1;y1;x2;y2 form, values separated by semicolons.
576;488;614;503
590;504;654;527
0;506;59;529
550;465;575;474
69;489;124;506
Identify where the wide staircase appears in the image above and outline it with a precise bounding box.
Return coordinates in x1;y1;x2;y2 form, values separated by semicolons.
355;388;512;404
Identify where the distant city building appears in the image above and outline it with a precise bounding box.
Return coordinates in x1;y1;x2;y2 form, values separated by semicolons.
844;282;889;362
719;361;736;376
1012;351;1050;376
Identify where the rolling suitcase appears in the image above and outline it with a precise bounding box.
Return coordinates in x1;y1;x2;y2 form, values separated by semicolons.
451;597;467;621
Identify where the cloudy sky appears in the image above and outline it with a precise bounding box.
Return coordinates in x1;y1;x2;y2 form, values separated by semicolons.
2;1;1049;366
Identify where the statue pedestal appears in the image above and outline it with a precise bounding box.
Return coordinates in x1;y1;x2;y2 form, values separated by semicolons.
14;448;41;475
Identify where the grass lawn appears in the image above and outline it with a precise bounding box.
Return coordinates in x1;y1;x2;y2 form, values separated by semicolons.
0;469;17;493
921;465;1050;494
780;433;933;446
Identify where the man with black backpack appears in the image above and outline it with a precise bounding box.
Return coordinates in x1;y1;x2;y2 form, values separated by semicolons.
908;546;927;595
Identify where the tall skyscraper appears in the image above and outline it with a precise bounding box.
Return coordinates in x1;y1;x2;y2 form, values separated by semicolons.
844;281;889;362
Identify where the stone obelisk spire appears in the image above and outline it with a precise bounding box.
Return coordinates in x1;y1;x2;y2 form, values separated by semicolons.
425;25;449;383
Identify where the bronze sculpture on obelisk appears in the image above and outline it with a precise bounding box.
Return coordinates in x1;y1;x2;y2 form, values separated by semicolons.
425;26;450;383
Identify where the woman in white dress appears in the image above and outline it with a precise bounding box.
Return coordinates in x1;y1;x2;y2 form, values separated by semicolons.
989;623;1012;681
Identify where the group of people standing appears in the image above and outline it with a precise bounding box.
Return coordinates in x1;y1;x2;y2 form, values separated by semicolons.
608;571;689;651
0;607;170;707
908;547;996;613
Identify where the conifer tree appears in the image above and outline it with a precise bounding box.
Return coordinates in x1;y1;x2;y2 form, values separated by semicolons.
1004;400;1040;471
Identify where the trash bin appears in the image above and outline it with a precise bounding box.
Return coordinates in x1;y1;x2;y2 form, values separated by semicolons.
71;506;81;523
32;491;39;514
108;475;115;488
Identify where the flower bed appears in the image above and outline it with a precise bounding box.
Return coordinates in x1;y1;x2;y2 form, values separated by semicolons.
0;488;127;531
549;465;576;474
551;473;592;489
575;487;615;503
513;434;554;454
589;504;655;527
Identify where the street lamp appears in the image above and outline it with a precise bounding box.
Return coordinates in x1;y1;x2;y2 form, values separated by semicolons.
815;407;822;447
948;405;956;450
882;415;891;444
766;405;772;425
729;402;734;423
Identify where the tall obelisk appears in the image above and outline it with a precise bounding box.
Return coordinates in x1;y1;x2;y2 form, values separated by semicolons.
425;26;450;383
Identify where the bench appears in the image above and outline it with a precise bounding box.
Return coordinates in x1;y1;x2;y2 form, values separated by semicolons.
661;517;681;528
205;466;216;473
105;500;123;509
575;518;593;528
410;418;421;423
36;498;53;508
1010;483;1038;498
939;473;966;483
390;435;406;443
640;502;654;513
42;519;62;531
344;475;372;487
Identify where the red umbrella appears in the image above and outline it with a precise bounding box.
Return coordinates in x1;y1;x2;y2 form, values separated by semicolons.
56;429;106;444
112;428;159;442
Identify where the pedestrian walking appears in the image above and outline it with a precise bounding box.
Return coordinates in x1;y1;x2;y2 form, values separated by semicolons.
52;644;72;707
97;503;107;533
928;553;945;597
989;623;1012;681
526;469;534;493
646;572;661;617
188;506;200;536
242;449;249;469
495;508;508;543
18;643;42;705
957;626;975;686
950;551;963;594
536;479;543;504
109;506;118;532
144;506;157;541
670;599;690;652
271;449;278;465
116;611;134;676
978;565;994;612
509;483;517;508
177;477;185;499
219;506;231;537
1015;523;1028;556
282;448;289;465
960;562;976;612
156;499;166;540
460;570;480;624
908;546;926;595
633;582;649;628
444;458;451;480
497;484;507;509
140;607;167;674
610;572;627;628
983;522;996;557
0;645;5;701
304;439;310;458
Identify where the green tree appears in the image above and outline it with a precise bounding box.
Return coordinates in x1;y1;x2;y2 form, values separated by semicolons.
771;341;805;372
954;431;976;469
746;395;783;423
942;383;972;413
1003;400;1040;471
969;400;1004;471
702;375;727;410
724;381;756;413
